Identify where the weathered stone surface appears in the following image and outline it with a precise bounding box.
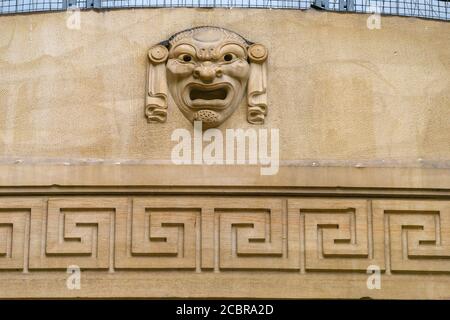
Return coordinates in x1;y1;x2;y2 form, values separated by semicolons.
0;9;449;299
0;9;448;162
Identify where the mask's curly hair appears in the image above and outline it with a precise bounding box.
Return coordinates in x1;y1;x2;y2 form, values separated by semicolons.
159;26;253;49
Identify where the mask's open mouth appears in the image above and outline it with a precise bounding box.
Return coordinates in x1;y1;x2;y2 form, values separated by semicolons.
190;87;228;101
184;83;232;109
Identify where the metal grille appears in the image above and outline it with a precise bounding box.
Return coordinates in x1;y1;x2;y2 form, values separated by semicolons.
1;0;64;13
313;0;449;20
0;0;449;20
97;0;310;9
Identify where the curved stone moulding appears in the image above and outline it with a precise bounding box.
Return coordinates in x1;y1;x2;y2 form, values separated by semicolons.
145;45;170;123
247;43;268;124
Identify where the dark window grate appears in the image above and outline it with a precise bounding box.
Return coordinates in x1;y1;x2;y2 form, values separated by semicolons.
0;0;448;21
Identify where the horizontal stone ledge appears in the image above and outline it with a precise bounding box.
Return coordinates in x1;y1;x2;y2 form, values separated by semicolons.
0;164;449;189
0;273;450;299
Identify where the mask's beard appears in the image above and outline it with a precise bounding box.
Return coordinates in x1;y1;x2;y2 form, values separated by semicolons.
194;110;220;127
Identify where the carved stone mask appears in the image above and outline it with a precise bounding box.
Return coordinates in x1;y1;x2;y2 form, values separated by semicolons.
146;26;268;128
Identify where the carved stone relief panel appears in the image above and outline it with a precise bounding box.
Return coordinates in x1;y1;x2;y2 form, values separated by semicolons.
145;26;268;128
289;199;384;271
1;196;450;298
1;196;449;274
373;200;450;273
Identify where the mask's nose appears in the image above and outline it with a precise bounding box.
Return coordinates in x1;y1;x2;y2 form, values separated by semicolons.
193;62;222;83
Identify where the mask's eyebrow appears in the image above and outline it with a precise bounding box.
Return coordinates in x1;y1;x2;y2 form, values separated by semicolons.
218;43;247;58
170;44;197;58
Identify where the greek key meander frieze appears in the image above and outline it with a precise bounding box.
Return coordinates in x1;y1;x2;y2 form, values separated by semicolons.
0;197;449;273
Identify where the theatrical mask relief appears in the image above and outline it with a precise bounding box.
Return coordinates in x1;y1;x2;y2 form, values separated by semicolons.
145;26;268;128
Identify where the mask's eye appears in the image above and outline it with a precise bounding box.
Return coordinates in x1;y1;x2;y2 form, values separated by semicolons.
178;54;194;63
221;53;237;62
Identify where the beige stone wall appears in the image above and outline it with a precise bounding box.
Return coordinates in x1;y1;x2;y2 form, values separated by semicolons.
0;9;449;163
0;9;449;299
